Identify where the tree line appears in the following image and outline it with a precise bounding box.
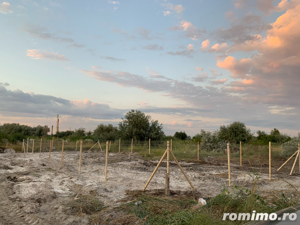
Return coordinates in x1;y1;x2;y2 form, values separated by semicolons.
0;110;294;145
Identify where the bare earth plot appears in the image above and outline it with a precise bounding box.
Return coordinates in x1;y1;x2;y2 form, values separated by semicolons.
0;151;300;224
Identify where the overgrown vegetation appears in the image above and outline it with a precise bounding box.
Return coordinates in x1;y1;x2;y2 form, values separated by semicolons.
64;195;104;215
116;173;299;225
281;135;300;159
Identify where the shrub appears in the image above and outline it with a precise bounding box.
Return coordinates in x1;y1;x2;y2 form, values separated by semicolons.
281;137;300;159
197;130;227;152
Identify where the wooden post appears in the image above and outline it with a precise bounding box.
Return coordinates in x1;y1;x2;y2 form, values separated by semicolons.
79;140;82;174
26;138;29;153
98;141;102;151
119;138;121;153
171;139;172;152
39;138;42;158
32;139;35;154
22;139;25;153
149;139;151;154
61;140;64;167
277;151;299;171
131;139;133;154
49;139;52;162
240;141;242;167
197;142;200;161
166;141;170;196
227;143;231;187
269;142;271;180
105;141;108;181
290;150;300;175
143;150;168;191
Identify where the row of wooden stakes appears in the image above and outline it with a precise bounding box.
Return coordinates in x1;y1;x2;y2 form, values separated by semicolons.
22;138;112;181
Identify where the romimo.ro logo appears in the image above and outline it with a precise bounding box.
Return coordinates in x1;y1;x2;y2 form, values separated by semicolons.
223;211;297;221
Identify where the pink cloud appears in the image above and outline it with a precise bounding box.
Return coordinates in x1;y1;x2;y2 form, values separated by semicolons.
210;43;228;53
211;79;227;85
217;56;252;78
196;67;203;71
201;39;210;50
27;49;68;61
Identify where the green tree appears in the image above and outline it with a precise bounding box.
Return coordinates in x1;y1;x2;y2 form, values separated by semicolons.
73;128;86;137
270;128;280;136
35;125;49;137
93;124;119;140
174;131;188;140
118;110;164;141
218;121;252;144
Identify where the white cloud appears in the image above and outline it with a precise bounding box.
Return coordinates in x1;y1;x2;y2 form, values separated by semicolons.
163;10;170;16
0;2;12;14
108;1;119;5
27;49;68;61
170;21;205;40
162;3;184;13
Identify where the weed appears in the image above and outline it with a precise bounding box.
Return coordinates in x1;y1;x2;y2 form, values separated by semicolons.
64;195;104;215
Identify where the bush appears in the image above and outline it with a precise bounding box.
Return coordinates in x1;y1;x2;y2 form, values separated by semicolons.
281;137;300;159
93;124;119;141
197;130;227;152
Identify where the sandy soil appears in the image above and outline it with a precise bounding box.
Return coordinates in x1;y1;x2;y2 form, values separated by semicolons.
1;150;300;224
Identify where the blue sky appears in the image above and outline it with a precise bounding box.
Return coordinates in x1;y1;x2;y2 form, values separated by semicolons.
1;0;300;137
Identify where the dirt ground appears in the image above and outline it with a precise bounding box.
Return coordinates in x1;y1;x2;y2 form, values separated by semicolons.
1;150;300;224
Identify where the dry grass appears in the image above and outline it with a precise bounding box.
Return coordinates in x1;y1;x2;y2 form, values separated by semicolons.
63;195;104;216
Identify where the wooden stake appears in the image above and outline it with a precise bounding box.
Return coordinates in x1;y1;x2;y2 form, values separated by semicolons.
98;141;102;151
290;150;300;175
39;138;42;158
149;139;151;154
165;173;170;196
170;150;195;191
22;139;25;153
166;141;170;196
240;141;242;167
277;150;299;171
131;139;133;154
32;139;35;154
143;150;167;191
197;142;200;161
269;142;271;180
119;138;121;153
105;141;108;181
171;139;172;152
88;142;98;151
27;138;29;153
61;140;64;167
79;140;82;174
227;143;231;187
49;140;52;162
167;141;170;174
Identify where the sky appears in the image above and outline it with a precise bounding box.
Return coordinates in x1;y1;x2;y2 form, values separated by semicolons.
0;0;300;137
